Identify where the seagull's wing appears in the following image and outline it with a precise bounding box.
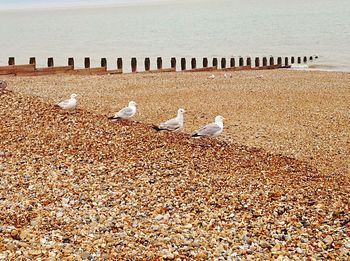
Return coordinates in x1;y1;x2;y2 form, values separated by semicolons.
159;117;182;131
115;106;134;118
57;99;71;108
194;123;221;136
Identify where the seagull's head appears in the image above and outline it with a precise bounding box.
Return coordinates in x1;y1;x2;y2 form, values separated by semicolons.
129;101;137;107
215;115;224;123
178;108;185;115
71;93;77;99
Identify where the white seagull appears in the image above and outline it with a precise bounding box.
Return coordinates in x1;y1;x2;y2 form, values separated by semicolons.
154;108;185;131
56;94;77;110
192;115;224;137
0;80;7;92
109;101;137;120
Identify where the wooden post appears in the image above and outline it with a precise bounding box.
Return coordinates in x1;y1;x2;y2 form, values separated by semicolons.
29;57;36;66
230;58;235;68
171;57;176;69
221;58;226;69
263;57;267;66
212;58;218;68
269;57;274;66
297;57;301;64
157;57;162;70
239;57;244;67
246;57;251;67
191;58;196;69
181;58;186;71
303;56;307;63
8;57;15;65
284;57;289;67
255;57;260;67
48;57;54;67
131;57;137;72
101;58;107;68
145;58;150;71
84;57;90;68
203;58;208;68
277;57;282;67
117;58;123;70
68;57;74;68
291;57;295;64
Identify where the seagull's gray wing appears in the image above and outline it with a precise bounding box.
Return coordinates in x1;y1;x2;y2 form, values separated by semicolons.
195;123;221;136
57;99;70;108
116;107;134;118
160;118;182;131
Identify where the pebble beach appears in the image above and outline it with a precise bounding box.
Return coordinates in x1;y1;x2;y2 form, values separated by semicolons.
0;70;350;259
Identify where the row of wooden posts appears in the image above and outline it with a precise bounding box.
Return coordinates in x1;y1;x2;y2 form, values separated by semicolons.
1;55;317;76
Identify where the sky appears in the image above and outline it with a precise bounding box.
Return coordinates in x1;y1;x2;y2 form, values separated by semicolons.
0;0;170;10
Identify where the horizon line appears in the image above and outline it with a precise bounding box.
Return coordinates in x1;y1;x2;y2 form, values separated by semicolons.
0;0;183;12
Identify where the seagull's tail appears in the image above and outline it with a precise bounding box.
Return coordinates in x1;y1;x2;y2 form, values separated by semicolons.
152;125;164;131
191;132;201;138
108;116;119;120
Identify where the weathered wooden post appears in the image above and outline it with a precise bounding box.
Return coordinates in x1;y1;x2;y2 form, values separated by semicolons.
171;57;176;70
29;57;36;66
84;57;90;68
269;57;274;66
117;58;123;71
291;57;295;64
238;57;243;67
277;57;282;67
221;58;226;69
145;58;150;71
131;57;137;73
8;57;15;65
68;57;74;68
230;58;235;68
203;58;208;68
181;58;186;71
297;57;301;64
212;58;218;68
48;57;54;67
284;57;289;67
263;57;267;66
246;57;251;67
101;58;107;68
255;57;260;68
303;56;307;63
157;57;162;70
191;58;196;69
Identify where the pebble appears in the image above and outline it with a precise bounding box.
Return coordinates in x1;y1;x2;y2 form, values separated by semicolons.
0;89;349;259
296;247;304;254
344;241;350;249
155;214;164;221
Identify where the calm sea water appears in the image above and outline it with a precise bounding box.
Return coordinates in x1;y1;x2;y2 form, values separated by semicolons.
0;0;350;71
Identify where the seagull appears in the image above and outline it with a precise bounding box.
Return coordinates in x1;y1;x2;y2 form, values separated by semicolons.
208;74;215;80
0;80;7;92
56;94;77;110
109;101;137;120
192;115;224;138
153;108;185;131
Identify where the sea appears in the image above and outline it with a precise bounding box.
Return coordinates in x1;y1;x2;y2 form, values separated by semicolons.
0;0;350;71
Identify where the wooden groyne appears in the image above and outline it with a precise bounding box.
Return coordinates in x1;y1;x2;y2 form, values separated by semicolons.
0;55;317;76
